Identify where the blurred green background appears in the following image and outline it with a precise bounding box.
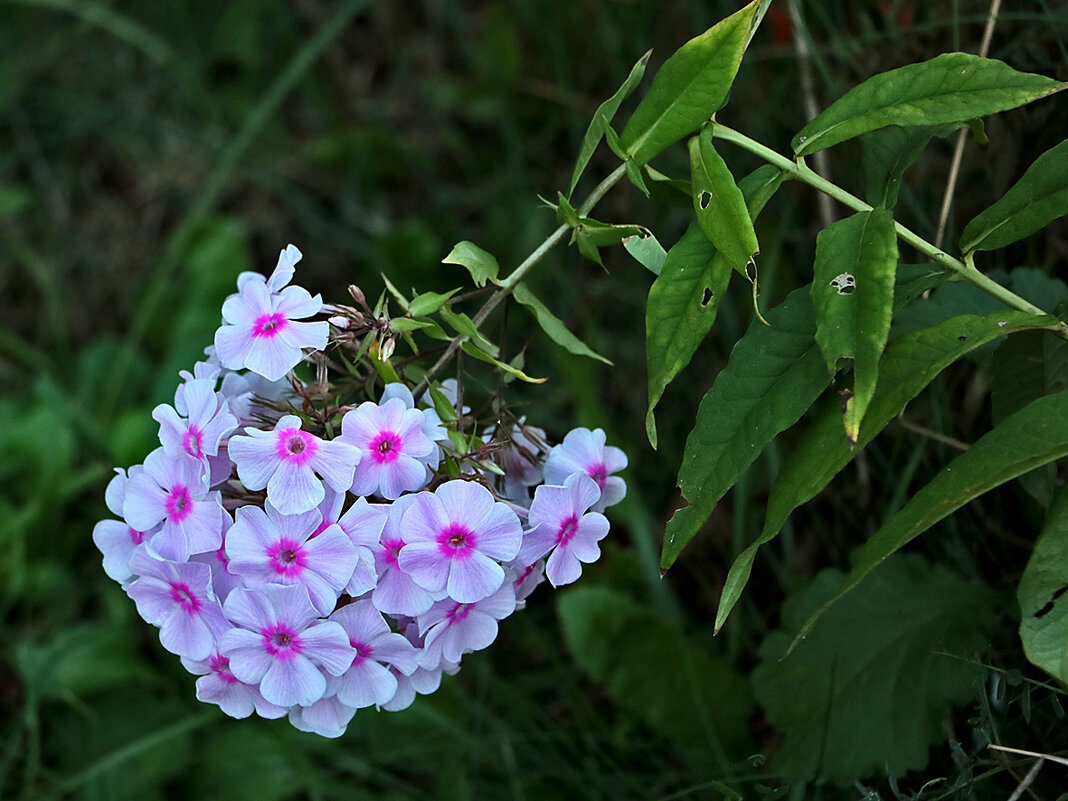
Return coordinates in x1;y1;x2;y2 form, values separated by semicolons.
2;1;1067;799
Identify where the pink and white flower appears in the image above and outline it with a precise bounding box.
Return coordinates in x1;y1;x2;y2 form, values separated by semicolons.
371;495;443;617
518;472;609;587
416;581;517;670
225;503;357;616
219;584;354;709
329;600;418;709
339;398;437;500
126;546;230;661
228;414;362;515
153;378;238;487
181;651;287;720
93;467;157;584
397;480;523;604
542;427;628;512
214;245;329;381
122;449;228;562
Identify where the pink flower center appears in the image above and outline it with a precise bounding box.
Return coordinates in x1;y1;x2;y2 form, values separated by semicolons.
252;312;289;339
381;538;404;568
268;538;308;577
556;514;579;547
183;425;205;458
587;463;608;490
437;524;477;560
128;527;145;545
370;431;402;464
350;639;373;667
169;581;201;615
165;484;193;523
445;602;472;623
275;428;318;466
209;653;239;685
261;622;303;660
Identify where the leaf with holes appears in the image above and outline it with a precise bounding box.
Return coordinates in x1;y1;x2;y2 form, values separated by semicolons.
624;230;667;275
568;49;651;199
811;208;898;444
689;126;759;274
660;289;829;570
960;139;1068;253
791;388;1068;652
645;165;782;448
752;554;995;784
792;53;1063;156
620;0;760;166
512;282;612;365
1019;487;1068;683
715;310;1049;633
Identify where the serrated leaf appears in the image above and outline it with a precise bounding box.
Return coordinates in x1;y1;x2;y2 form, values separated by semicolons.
792;387;1068;650
442;241;500;288
792;53;1064;156
716;310;1049;633
960;139;1068;253
752;554;994;783
689;127;758;273
559;586;753;759
568;49;651;198
620;0;760;166
623;230;667;275
408;288;460;317
512;282;612;365
1019;487;1068;682
660;289;830;570
460;340;547;383
862;123;965;208
811;208;898;443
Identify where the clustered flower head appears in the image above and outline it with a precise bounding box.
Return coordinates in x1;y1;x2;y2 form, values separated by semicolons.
93;245;627;737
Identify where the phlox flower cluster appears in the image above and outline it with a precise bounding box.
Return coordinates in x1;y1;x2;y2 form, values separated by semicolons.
93;245;628;737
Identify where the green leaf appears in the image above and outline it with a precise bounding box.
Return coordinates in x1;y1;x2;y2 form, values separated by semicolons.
1019;487;1068;683
512;282;612;365
716;310;1049;633
644;165;694;206
991;330;1068;506
460;340;547;383
792;387;1068;650
660;289;830;570
893;262;951;313
572;218;649;248
792;53;1064;156
408;287;460;317
380;273;410;311
428;384;458;423
644;225;727;448
559;586;753;761
645;166;784;449
960;139;1068;253
568;49;651;198
623;229;667;275
441;241;500;288
388;317;435;333
620;0;760;166
752;554;995;783
689;127;759;273
810;208;898;444
862;123;965;208
437;306;499;357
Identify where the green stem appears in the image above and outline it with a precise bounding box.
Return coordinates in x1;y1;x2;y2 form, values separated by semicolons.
711;123;1047;317
414;164;627;395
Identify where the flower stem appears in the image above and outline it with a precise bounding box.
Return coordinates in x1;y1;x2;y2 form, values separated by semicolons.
710;123;1047;317
414;164;627;396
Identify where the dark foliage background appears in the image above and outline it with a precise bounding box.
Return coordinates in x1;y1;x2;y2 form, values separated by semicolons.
1;1;1066;799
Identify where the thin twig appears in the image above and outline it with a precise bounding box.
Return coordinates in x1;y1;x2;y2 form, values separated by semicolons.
988;743;1068;768
1006;757;1044;801
787;0;833;229
897;418;971;451
935;0;1002;248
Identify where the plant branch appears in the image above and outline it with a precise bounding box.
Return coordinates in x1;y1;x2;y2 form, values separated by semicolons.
711;123;1047;317
414;164;627;396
